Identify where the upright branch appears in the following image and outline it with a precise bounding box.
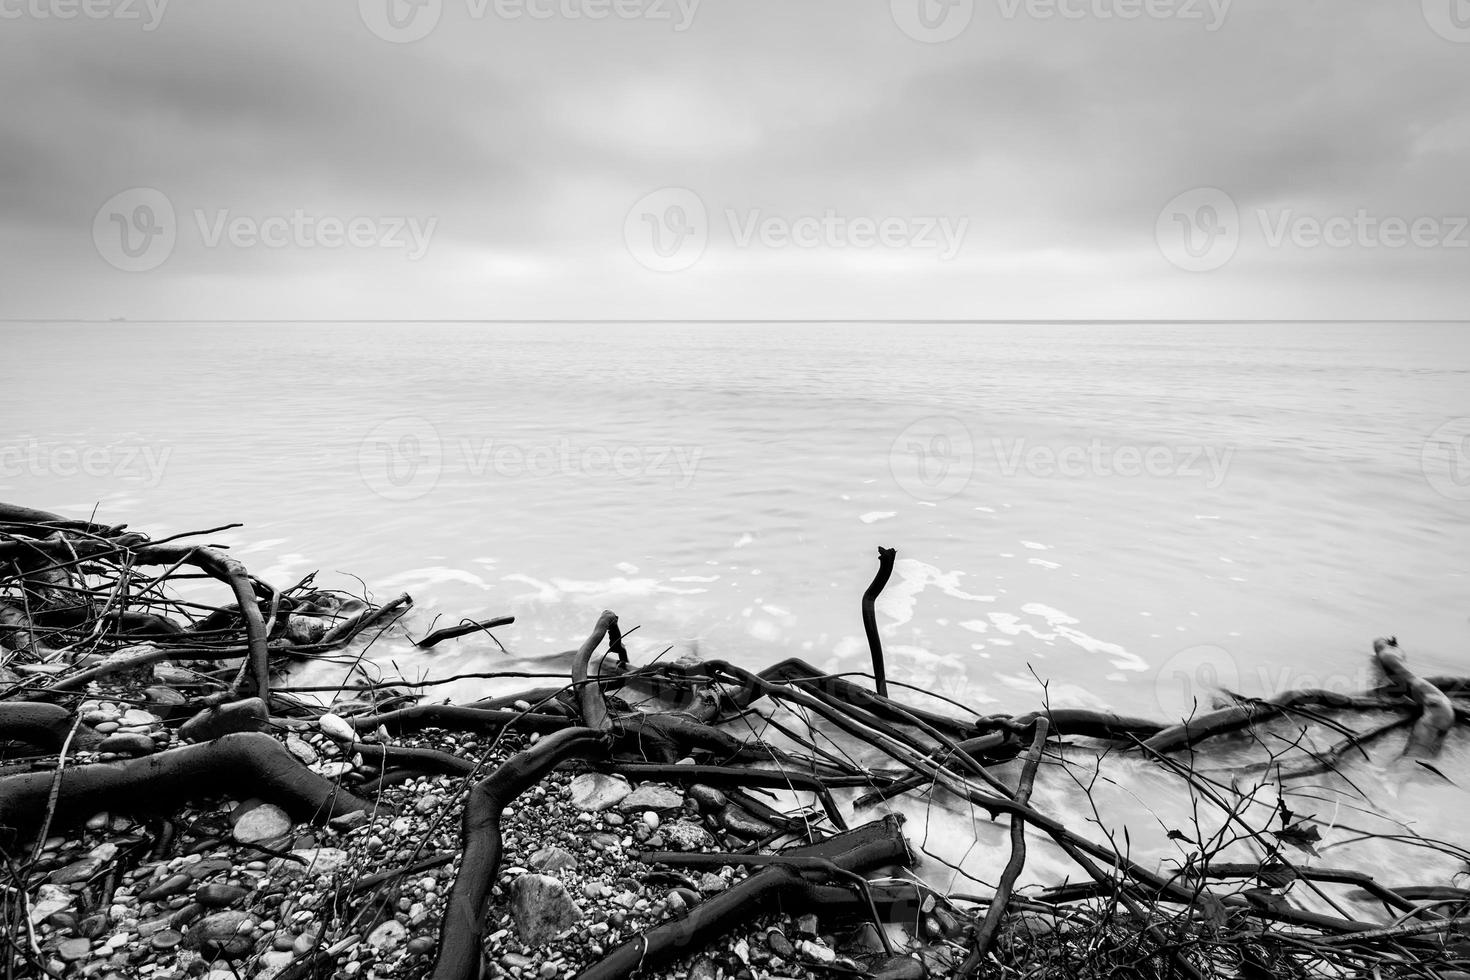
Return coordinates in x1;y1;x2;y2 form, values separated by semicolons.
571;610;620;731
861;546;896;698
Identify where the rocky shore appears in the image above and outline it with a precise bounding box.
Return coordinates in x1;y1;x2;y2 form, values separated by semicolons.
22;696;930;980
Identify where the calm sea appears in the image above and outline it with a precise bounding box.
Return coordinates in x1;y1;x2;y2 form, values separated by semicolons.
5;320;1469;893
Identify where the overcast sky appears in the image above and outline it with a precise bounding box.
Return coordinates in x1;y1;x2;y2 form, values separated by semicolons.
1;0;1466;321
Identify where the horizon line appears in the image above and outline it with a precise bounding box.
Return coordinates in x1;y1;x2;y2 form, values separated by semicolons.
4;318;1469;325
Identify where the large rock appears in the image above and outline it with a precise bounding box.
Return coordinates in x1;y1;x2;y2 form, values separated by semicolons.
509;874;582;945
618;784;684;811
567;773;630;811
179;698;268;742
231;802;292;845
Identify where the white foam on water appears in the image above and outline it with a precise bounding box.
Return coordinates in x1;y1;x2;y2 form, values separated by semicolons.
860;511;896;524
1028;558;1061;569
615;561;639;574
733;533;754;548
1020;602;1150;672
1022;541;1049;550
877;559;997;627
379;566;492;590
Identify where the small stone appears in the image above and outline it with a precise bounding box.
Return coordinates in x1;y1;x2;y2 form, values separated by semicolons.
642;811;660;830
270;847;350;878
328;810;369;831
179;699;267;742
509;874;582;945
56;938;91;962
798;939;837;964
688;956;719;980
119;709;161;727
366;919;407;951
317;713;356;742
873;955;929;979
84;812;109;831
407;936;435;955
687;784;727;812
527;846;577;872
719;804;777;840
285;736;318;765
232;803;292;845
765;928;794;958
97;733;157;755
796;913;820;936
414;794;441;814
50;856;105;885
568;773;631;812
150;930;184;950
143;685;188;709
312;761;352;778
78;913;111;939
618;784;683;811
696;873;727;895
195;884;251;908
662;821;715;851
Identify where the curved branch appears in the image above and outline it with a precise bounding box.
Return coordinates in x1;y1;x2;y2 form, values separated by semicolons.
431;727;610;980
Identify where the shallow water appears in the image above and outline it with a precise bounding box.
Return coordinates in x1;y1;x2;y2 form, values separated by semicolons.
4;320;1469;901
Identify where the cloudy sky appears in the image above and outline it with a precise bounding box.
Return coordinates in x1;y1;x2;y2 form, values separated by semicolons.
1;0;1467;321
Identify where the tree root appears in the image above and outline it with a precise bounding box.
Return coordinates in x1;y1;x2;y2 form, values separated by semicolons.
431;727;612;980
575;814;911;980
0;731;368;839
0;702;102;753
